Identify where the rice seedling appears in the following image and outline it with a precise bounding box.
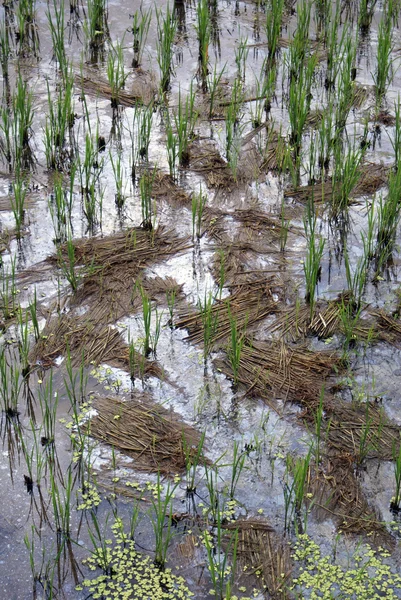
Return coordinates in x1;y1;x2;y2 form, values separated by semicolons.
139;167;156;230
203;503;239;598
107;38;128;109
83;0;108;54
156;4;177;95
303;199;325;317
227;303;247;387
12;73;34;171
229;440;246;500
0;255;18;321
195;0;210;89
49;175;68;243
57;235;80;293
24;527;62;598
359;0;377;34
77;133;104;230
226;77;244;179
139;285;152;357
173;82;197;167
47;0;67;77
207;61;226;118
390;439;401;512
191;184;207;239
284;450;311;533
389;95;401;166
324;0;347;89
11;172;29;238
330;136;365;216
149;472;178;569
131;7;151;68
44;66;75;171
287;50;318;171
109;149;126;208
87;512;114;575
0;102;12;169
166;288;176;328
130;102;153;176
235;34;249;81
28;288;40;343
0;17;10;83
317;102;335;173
165;115;178;180
251;61;276;127
182;430;206;495
373;6;394;108
343;247;367;311
264;0;284;64
15;0;39;57
334;34;357;136
374;162;401;275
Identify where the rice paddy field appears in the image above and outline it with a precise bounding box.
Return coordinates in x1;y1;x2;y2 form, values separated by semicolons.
2;0;401;598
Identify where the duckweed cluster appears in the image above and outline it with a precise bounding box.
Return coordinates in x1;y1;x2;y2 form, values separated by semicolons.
77;482;102;511
78;522;194;599
291;534;401;599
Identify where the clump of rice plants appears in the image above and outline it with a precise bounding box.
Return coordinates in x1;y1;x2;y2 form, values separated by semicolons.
107;38;128;109
195;0;210;90
373;4;394;109
156;3;177;95
83;0;109;58
131;7;151;68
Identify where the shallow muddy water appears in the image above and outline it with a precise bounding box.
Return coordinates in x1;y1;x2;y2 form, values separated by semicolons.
2;0;401;598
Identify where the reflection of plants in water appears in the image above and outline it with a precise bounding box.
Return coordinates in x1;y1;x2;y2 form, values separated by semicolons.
0;346;22;418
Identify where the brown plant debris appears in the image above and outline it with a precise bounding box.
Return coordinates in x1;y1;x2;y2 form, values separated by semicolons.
188;140;237;190
151;171;191;205
175;282;280;350
323;400;400;462
83;394;201;475
76;72;156;107
284;163;388;204
215;339;341;409
50;227;190;323
222;518;291;599
310;459;393;543
29;312;161;378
